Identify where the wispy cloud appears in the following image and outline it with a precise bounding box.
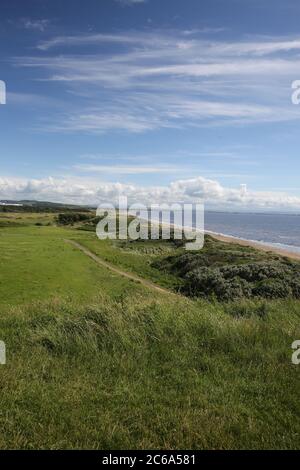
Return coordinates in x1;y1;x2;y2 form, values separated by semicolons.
13;30;300;133
20;18;50;32
35;30;300;55
41;108;166;133
182;27;228;35
36;33;147;51
38;100;298;135
74;164;180;174
7;92;62;108
114;0;147;6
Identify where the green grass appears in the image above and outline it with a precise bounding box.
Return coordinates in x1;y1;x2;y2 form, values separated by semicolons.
0;225;146;307
0;212;56;227
76;237;182;290
0;295;299;449
0;214;299;449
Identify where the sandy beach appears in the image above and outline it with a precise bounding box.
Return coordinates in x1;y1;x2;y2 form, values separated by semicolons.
138;216;300;261
208;231;300;262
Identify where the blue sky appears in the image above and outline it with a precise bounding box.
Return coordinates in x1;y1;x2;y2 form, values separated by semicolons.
1;0;300;209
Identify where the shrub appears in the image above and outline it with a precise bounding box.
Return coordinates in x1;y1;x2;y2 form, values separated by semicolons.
252;279;292;299
56;212;92;226
154;241;300;301
183;267;252;300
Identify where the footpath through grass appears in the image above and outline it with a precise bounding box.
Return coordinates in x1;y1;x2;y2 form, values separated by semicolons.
0;226;146;308
75;236;182;290
0;219;299;449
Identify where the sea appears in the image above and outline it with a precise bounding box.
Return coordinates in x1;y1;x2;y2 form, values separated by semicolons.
205;211;300;255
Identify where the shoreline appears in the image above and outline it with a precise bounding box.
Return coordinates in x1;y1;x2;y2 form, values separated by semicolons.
134;215;300;261
206;230;300;261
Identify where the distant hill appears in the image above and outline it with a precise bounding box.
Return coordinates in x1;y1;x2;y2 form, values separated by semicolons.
0;200;93;213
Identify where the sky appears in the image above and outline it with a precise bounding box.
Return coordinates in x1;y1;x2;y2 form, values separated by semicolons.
1;0;300;210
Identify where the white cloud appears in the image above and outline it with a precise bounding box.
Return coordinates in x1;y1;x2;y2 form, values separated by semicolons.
36;33;148;51
7;92;62;108
31;95;300;134
14;30;300;133
74;164;180;174
35;31;300;55
1;175;300;210
115;0;147;5
21;18;50;32
182;28;227;35
42;109;166;133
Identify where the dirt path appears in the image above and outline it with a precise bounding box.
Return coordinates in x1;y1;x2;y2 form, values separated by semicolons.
64;239;174;295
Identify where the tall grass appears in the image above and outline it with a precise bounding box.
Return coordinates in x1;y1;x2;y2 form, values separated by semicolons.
0;294;299;449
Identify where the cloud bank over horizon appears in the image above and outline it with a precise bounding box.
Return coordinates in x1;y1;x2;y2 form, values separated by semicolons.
2;1;300;211
1;175;300;211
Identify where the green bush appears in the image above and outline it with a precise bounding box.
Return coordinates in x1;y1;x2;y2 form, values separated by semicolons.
154;238;300;301
253;279;292;299
56;212;93;226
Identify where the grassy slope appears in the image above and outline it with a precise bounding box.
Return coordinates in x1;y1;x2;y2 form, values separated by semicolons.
0;215;299;449
0;226;146;307
1;295;299;449
76;237;183;290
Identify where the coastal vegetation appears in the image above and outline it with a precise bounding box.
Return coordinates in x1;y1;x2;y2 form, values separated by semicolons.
153;236;300;301
0;208;299;449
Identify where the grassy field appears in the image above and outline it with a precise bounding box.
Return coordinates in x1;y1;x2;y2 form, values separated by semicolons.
75;237;182;290
0;225;147;307
0;212;299;449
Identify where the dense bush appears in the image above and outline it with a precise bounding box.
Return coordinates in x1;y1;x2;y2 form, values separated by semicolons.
154;237;300;301
252;279;292;299
56;212;93;225
181;261;300;300
0;204;91;213
184;267;248;300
